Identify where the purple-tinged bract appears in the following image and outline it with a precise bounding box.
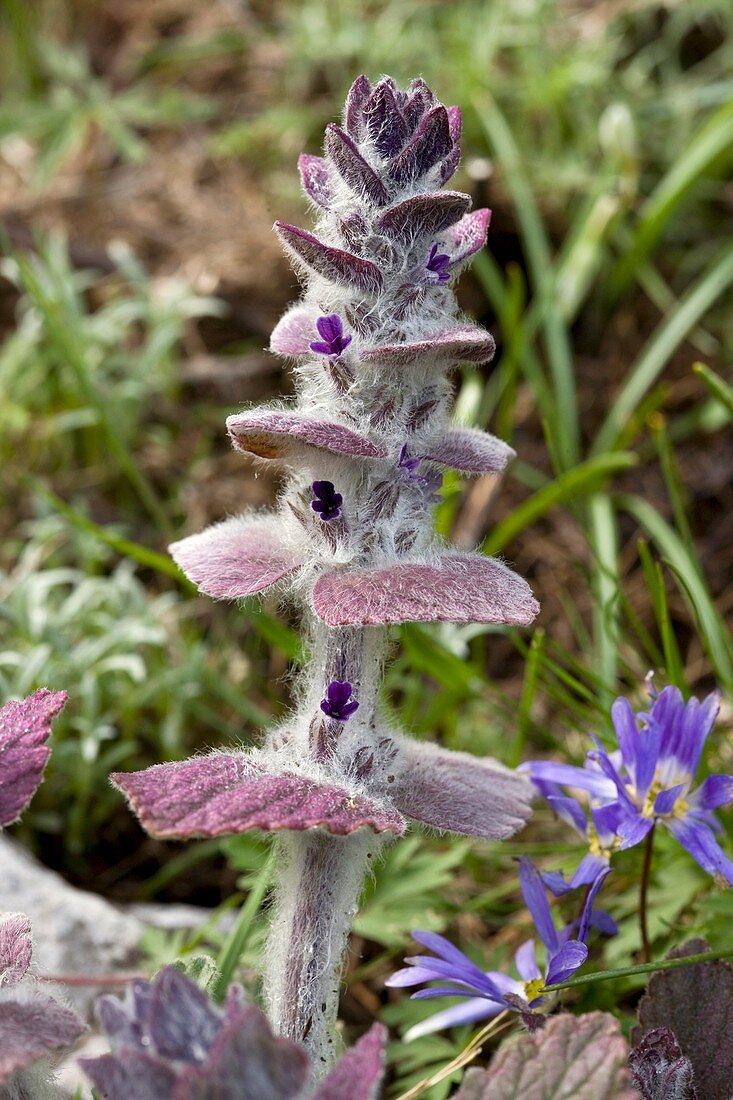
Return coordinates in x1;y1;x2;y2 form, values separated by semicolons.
0;688;67;828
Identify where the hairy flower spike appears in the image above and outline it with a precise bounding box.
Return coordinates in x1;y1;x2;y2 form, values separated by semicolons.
320;680;359;722
116;74;539;1071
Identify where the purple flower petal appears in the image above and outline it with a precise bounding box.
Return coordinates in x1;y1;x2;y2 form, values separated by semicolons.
411;931;483;970
312;554;539;627
545;794;589;837
515;940;541;983
0;995;84;1084
388;106;452;184
404;997;500;1043
112;755;405;839
518;857;559;954
386;965;445;988
655;688;720;778
363;82;409;157
169;516;303;601
613;696;661;803
275;222;383;295
577;867;612;943
442;209;491;266
666;815;733;884
227;411;386;463
653;782;686;816
390;738;533;840
360;324;495;367
545;939;588;985
297;154;334;209
377;192;471;241
570;852;611;889
616;812;654;849
0;688;67;827
314;1022;387;1100
519;760;617;800
325;124;389;205
689;773;733;811
422;427;514;475
0;913;32;986
270;304;320;357
588;742;638;812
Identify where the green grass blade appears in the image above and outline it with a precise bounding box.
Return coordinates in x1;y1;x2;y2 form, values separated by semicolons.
693;361;733;421
637;540;686;689
593;247;733;455
473;94;578;468
213;848;276;1001
617;494;733;687
482;453;637;556
587;494;620;702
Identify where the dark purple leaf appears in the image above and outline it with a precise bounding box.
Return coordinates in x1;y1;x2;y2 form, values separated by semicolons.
324;125;389;205
360;324;495;367
149;968;222;1061
227;410;387;462
422;427;515;475
169;516;303;600
455;1012;637;1099
275;222;383;295
439;145;461;185
111;755;406;838
389;106;452;184
391;739;533;840
0;913;32;986
297;154;334;209
0;688;67;827
363;83;408;156
442;209;491;266
314;1023;387;1100
0;995;84;1084
312;554;539;627
344;74;372;138
181;1003;310;1100
633;939;733;1100
270;305;320;357
629;1027;698;1100
403;80;434;130
82;1052;178;1100
376;191;471;241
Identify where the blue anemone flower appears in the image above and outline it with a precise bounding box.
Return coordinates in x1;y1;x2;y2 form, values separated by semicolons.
386;858;610;1040
523;684;733;884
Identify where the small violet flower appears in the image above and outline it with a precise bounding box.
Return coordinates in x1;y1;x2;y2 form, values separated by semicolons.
309;314;352;358
522;684;733;884
397;444;443;503
386;857;610;1040
311;480;343;521
425;243;451;284
320;680;359;722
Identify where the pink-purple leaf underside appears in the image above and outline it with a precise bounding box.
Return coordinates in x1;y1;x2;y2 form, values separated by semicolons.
169;516;302;600
227;411;387;462
297;154;334;210
360;325;495;367
455;1012;637;1100
275;222;383;296
0;913;32;986
442;208;491;267
0;995;84;1084
376;192;471;241
391;739;532;841
82;1052;178;1100
270;305;320;358
423;427;515;475
388;105;452;184
314;1023;388;1100
312;554;539;627
0;688;67;828
111;755;406;839
447;106;462;142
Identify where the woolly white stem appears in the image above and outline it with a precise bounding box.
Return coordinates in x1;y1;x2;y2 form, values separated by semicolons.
265;829;383;1071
